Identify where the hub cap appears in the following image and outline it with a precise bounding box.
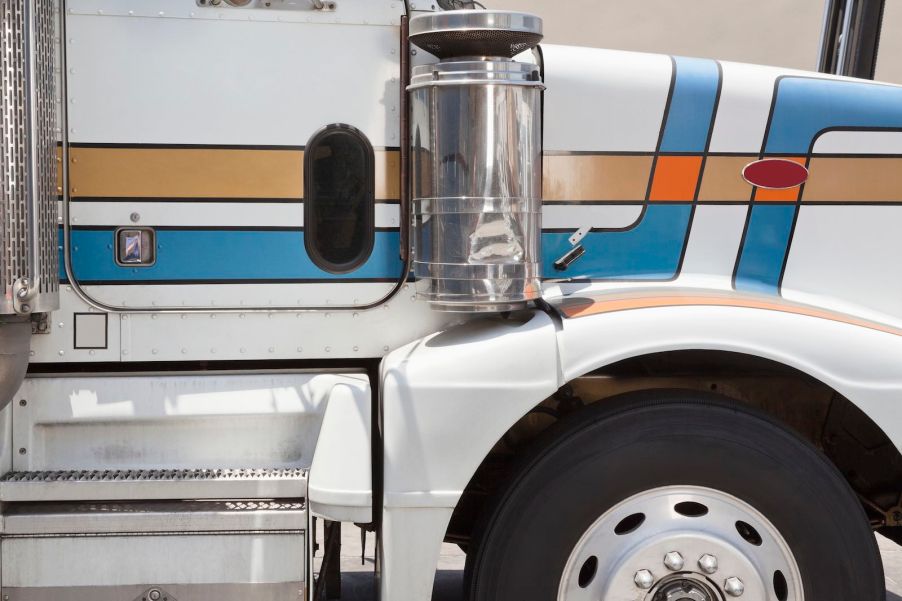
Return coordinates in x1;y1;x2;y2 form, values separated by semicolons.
557;486;803;600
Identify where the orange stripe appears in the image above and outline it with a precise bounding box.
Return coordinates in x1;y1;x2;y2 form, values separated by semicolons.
558;292;902;337
649;156;703;201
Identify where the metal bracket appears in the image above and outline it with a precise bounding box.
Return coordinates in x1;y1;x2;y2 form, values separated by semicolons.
30;312;50;335
134;587;177;601
885;497;902;526
553;226;590;272
553;245;586;272
568;225;590;247
12;278;35;315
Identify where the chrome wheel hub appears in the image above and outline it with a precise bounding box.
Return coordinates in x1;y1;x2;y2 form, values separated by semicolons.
652;575;718;601
557;486;803;600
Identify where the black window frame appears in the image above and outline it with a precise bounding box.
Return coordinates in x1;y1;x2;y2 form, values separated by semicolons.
303;123;376;275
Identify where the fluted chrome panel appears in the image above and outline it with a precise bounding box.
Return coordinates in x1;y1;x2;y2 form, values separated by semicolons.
0;0;59;315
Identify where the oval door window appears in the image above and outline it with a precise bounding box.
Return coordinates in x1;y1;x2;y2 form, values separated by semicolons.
304;124;375;274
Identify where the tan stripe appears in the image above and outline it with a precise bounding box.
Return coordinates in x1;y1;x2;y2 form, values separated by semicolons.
558;291;902;337
803;157;902;202
543;154;652;202
68;147;400;200
375;150;400;201
697;155;756;201
69;147;303;199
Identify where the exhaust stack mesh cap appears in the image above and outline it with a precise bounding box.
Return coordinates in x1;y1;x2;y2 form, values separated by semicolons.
409;10;543;59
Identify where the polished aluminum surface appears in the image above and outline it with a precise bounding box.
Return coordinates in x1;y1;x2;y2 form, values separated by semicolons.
0;467;308;501
410;58;543;312
1;0;59;315
409;10;543;59
557;486;804;601
3;499;307;535
1;584;304;601
663;551;685;571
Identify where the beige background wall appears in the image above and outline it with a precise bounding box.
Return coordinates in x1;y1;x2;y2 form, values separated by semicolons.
489;0;902;83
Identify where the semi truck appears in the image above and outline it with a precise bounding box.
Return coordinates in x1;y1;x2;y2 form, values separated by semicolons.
1;0;900;599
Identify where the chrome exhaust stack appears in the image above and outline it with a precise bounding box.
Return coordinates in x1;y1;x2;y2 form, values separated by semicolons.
408;10;544;313
1;0;60;408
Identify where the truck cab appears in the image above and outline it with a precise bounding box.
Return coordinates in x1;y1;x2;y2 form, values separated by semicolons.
1;1;901;600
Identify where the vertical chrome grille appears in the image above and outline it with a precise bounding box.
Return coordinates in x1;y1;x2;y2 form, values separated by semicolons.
0;0;59;315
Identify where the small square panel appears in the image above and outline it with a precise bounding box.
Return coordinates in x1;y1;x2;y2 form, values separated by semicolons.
74;313;108;350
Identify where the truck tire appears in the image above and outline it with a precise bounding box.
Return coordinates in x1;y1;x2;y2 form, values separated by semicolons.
465;391;884;601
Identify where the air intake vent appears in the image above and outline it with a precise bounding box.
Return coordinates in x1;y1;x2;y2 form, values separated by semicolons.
409;10;542;59
408;11;544;312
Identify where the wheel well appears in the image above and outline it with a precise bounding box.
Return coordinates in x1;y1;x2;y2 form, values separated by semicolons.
447;349;902;549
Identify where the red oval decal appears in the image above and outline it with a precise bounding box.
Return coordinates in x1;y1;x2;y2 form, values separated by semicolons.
741;159;809;189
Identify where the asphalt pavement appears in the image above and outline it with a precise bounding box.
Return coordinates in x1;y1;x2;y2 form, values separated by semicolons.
320;525;902;600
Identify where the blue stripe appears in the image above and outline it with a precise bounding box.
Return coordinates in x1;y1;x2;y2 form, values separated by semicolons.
69;229;403;282
63;206;692;284
735;205;796;294
544;204;693;280
659;57;721;153
765;77;902;154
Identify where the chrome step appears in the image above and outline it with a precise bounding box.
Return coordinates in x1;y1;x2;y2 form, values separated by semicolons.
0;468;307;502
3;500;307;535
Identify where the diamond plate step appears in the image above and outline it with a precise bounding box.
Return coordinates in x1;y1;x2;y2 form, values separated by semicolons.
0;468;307;502
3;500;307;535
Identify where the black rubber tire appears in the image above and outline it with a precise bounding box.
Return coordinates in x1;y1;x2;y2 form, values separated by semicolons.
465;391;884;601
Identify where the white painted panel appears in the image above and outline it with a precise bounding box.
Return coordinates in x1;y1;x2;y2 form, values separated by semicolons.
813;130;902;154
708;61;782;153
73;312;107;349
66;12;400;145
3;533;304;586
543;45;672;152
70;201;401;228
70;0;403;26
27;288;122;363
783;205;902;323
28;286;455;363
309;379;373;522
679;204;748;285
542;203;643;230
13;372;366;470
116;292;451;362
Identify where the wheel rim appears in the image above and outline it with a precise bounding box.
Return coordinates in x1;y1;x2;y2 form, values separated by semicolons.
557;485;804;601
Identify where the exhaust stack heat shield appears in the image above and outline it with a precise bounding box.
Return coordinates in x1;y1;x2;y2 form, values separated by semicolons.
1;0;60;316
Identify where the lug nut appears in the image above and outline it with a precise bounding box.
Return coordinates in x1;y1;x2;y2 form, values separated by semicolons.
634;569;655;590
698;554;718;574
724;577;745;597
663;551;684;571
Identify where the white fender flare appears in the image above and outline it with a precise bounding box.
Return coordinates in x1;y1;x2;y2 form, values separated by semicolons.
559;296;902;446
378;295;902;601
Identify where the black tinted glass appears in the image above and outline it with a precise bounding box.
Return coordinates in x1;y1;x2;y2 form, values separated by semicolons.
305;125;375;273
